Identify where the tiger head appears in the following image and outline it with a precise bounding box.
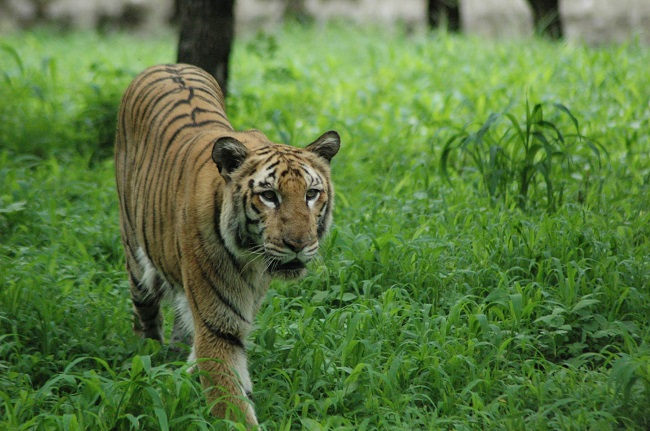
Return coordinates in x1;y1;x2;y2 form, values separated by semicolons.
212;131;340;279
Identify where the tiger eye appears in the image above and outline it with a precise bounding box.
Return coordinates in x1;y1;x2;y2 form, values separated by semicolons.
305;189;320;200
260;190;278;203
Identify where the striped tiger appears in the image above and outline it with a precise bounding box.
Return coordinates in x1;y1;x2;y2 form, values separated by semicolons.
114;63;340;425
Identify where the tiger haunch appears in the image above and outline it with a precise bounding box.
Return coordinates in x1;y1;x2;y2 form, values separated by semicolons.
114;64;340;425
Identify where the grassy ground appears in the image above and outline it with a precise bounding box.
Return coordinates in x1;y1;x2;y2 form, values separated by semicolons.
1;24;649;430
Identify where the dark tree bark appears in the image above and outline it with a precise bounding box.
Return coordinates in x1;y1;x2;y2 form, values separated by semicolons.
284;0;312;23
426;0;562;40
526;0;563;39
427;0;461;32
176;0;235;96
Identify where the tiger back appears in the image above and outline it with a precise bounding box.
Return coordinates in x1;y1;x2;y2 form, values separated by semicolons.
114;64;340;425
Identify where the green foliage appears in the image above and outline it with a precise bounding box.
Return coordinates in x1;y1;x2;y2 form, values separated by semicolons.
1;24;650;430
0;31;174;158
441;99;607;211
0;354;218;431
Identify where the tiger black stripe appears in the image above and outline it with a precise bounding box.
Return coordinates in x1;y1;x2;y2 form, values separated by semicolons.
137;97;190;193
173;138;209;191
145;136;186;258
131;297;159;309
194;91;225;107
136;82;178;129
160;144;196;225
138;120;194;207
188;288;245;349
301;165;318;181
190;107;226;123
249;198;262;215
211;193;243;270
191;248;251;324
239;159;266;179
129;272;145;292
194;119;230;129
134;76;170;99
244;197;262;221
266;160;281;170
235;225;251;250
153;143;208;257
241;194;251;218
317;201;329;238
116;139;136;235
213;228;248;279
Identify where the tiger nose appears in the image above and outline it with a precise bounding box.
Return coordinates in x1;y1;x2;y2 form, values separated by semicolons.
283;238;308;252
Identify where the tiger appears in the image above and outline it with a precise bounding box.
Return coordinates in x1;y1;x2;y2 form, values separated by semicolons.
114;63;340;425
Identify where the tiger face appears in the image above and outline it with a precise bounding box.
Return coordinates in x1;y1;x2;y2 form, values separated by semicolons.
213;131;340;279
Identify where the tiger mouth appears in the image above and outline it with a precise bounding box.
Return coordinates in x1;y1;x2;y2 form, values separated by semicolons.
267;258;307;277
269;259;306;272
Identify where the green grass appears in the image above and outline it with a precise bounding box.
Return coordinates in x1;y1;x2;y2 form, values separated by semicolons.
1;23;650;430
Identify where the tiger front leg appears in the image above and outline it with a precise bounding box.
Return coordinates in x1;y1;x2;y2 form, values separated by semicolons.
193;325;258;426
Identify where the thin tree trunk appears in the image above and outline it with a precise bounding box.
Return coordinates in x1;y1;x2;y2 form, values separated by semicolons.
526;0;563;39
285;0;311;23
176;0;235;96
427;0;461;32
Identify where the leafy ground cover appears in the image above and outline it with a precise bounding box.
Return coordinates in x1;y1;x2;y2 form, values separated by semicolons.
1;24;649;430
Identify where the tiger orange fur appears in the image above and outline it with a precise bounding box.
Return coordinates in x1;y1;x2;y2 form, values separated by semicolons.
114;63;340;425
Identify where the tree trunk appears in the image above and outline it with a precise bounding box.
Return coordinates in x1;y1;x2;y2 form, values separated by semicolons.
427;0;461;32
526;0;563;39
176;0;235;96
284;0;312;23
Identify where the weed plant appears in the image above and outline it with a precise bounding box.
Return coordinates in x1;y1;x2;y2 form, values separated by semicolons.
1;24;649;430
441;99;607;211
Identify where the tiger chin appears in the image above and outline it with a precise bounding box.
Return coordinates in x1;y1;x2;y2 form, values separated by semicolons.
114;63;340;426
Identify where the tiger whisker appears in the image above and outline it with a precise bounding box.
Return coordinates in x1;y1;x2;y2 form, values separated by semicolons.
240;245;266;273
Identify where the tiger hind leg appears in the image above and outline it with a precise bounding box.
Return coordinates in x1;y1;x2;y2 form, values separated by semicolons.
128;271;164;342
170;292;194;347
128;248;166;342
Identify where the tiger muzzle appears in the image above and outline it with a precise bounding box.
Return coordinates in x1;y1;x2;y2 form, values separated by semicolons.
283;238;309;253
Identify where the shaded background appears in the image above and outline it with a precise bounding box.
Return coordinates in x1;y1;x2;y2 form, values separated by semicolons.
1;0;649;44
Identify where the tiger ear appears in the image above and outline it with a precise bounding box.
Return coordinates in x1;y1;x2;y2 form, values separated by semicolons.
305;131;340;164
212;136;249;180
